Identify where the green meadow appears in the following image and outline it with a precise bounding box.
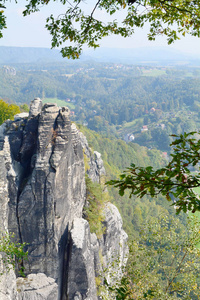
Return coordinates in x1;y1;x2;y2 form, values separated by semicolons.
43;98;75;110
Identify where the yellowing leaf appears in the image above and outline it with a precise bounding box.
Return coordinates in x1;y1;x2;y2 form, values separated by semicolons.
166;193;171;201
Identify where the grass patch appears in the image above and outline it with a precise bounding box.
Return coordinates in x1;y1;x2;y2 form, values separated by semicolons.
142;69;166;77
43;98;75;109
117;117;143;136
123;118;142;128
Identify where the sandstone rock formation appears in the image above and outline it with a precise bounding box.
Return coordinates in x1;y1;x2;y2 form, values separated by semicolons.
0;98;128;300
16;273;58;300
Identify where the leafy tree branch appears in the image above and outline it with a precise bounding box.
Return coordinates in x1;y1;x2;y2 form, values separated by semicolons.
107;132;200;214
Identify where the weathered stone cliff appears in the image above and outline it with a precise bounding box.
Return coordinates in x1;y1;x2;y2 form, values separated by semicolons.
0;99;128;300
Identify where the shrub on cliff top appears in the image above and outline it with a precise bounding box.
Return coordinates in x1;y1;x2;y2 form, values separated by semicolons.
0;99;20;125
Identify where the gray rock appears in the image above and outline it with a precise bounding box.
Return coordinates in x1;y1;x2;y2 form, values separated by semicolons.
14;112;29;121
0;122;9;150
16;273;58;300
0;255;17;300
73;292;83;300
0;136;20;235
94;151;106;177
66;218;97;300
0;137;10;232
29;98;43;117
92;203;128;286
101;203;129;274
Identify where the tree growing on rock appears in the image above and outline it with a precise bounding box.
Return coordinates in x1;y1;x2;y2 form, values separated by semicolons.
0;232;28;277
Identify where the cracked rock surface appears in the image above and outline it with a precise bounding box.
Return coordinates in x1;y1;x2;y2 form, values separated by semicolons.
16;273;58;300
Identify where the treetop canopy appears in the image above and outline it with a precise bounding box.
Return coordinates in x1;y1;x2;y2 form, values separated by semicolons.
1;0;200;58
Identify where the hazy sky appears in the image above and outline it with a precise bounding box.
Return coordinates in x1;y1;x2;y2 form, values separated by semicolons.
1;1;200;56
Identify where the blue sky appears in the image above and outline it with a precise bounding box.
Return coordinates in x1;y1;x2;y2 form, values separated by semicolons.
1;1;200;56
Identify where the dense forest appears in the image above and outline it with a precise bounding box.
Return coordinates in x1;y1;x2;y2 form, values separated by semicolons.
1;61;200;153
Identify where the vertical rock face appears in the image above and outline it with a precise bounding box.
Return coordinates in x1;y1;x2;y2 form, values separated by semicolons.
100;203;129;280
0;254;17;300
90;203;128;289
0;99;128;300
66;218;97;300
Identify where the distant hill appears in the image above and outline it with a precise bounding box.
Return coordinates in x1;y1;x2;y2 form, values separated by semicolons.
0;46;64;64
82;47;200;66
1;46;200;65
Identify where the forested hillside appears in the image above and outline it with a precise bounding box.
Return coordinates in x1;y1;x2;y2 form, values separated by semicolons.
78;125;200;298
78;125;187;239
